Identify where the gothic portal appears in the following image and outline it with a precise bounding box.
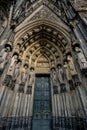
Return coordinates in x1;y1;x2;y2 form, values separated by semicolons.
0;0;87;130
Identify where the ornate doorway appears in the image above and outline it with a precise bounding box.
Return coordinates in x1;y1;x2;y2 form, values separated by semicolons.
32;75;52;130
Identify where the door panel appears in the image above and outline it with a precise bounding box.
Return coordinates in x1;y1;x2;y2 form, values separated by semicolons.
32;75;52;130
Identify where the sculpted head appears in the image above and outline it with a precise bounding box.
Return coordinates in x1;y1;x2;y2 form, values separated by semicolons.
67;55;72;61
24;64;28;69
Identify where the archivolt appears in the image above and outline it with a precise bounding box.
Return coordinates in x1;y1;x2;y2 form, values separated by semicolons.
13;20;72;70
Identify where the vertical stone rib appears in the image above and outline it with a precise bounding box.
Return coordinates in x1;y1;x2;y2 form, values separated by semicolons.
2;90;12;117
0;85;5;105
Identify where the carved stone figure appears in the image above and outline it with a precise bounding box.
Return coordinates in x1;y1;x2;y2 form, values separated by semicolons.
64;61;72;81
11;60;22;90
20;64;28;84
51;68;57;86
4;54;18;87
25;1;30;14
75;47;87;70
27;68;35;94
14;60;21;81
57;65;65;85
51;68;58;94
67;55;77;76
19;64;28;93
67;55;80;86
64;61;74;90
0;47;10;74
28;68;35;87
0;11;7;36
7;55;18;76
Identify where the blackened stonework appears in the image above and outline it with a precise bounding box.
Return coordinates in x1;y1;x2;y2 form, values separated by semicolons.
26;86;32;94
0;0;87;130
60;84;66;93
18;83;25;93
53;85;58;94
53;116;87;130
4;75;12;87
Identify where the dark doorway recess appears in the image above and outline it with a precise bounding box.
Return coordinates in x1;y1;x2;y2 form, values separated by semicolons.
32;75;52;130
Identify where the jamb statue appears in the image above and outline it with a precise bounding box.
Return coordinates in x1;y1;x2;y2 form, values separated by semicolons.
64;61;75;90
19;64;28;93
75;46;87;77
11;60;22;90
4;54;18;88
57;64;66;92
0;46;11;74
67;55;80;86
27;68;35;94
51;68;58;94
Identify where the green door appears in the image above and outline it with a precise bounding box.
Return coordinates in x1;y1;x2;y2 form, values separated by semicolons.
32;75;52;130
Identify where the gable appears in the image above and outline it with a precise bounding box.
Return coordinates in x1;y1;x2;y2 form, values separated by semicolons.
15;2;70;32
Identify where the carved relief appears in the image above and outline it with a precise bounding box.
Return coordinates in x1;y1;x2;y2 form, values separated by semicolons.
30;6;58;21
36;55;50;68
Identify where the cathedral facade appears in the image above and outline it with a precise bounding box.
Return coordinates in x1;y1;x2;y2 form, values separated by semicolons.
0;0;87;130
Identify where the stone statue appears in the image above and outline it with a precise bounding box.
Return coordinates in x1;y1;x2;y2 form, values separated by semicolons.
51;68;57;86
67;55;80;86
57;65;65;85
75;47;87;71
20;64;28;84
64;61;74;90
7;55;18;76
11;60;22;90
0;47;10;74
25;1;30;11
14;60;21;81
0;12;7;36
28;68;35;87
4;54;18;87
64;61;72;81
27;68;35;94
67;55;77;76
51;68;58;94
19;64;28;93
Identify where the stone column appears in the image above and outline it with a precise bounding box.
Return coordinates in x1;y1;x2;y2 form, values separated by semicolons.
0;84;6;105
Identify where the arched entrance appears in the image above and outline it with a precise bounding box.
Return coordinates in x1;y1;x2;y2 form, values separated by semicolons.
13;20;72;130
14;20;71;73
